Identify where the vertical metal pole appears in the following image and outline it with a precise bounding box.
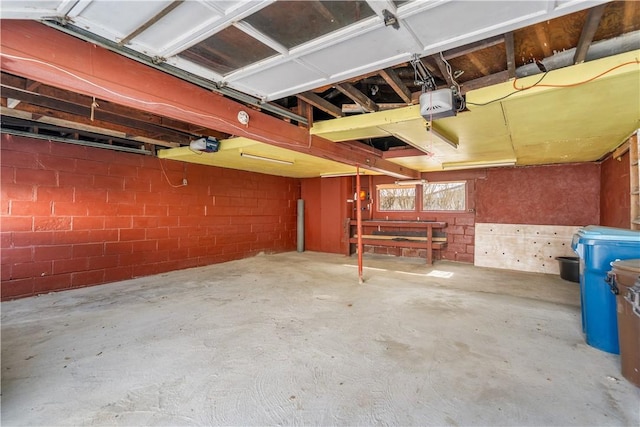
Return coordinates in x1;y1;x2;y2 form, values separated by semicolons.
368;174;374;220
297;199;304;252
356;166;364;284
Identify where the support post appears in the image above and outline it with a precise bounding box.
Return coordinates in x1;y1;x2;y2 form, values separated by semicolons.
356;166;364;284
297;199;304;252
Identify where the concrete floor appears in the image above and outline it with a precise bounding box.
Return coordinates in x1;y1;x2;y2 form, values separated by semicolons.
2;251;639;426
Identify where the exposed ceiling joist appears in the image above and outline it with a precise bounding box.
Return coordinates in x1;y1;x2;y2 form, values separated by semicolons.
0;106;180;148
342;103;408;114
504;32;517;79
461;70;510;94
379;68;412;104
2;103;180;148
2;72;228;141
297;91;343;118
0;85;195;144
574;4;607;64
334;83;379;113
533;25;553;58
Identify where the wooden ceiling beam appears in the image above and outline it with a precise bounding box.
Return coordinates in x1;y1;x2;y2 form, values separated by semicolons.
296;98;313;128
1;85;194;144
622;1;636;30
379;68;412;104
297;91;343;118
7;77;41;108
466;52;491;76
460;70;509;94
573;4;606;64
1;21;417;178
341;103;407;114
382;147;426;159
533;25;553;58
504;31;516;79
334;83;379;113
338;140;384;157
2;72;229;140
3;104;181;147
1;111;152;149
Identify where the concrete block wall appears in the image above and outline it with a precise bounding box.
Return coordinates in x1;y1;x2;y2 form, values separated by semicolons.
1;135;298;300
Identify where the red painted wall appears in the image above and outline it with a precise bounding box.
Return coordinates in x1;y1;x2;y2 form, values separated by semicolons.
304;164;603;264
1;135;298;300
476;163;600;226
301;177;351;254
600;152;631;228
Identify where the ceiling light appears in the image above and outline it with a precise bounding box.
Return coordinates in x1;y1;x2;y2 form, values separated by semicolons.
237;110;249;125
442;160;516;170
394;179;427;186
240;152;293;165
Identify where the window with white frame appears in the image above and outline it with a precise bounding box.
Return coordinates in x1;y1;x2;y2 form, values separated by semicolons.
422;181;466;211
377;184;416;211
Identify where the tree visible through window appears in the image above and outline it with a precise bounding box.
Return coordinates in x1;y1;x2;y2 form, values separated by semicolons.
378;184;416;211
423;181;466;211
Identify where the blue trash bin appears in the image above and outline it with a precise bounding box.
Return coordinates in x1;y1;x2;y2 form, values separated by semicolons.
572;226;640;354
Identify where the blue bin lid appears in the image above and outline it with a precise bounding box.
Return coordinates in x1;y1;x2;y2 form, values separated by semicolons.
576;225;640;242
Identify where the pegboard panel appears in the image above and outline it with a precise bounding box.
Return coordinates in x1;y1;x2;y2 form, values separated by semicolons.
474;223;580;274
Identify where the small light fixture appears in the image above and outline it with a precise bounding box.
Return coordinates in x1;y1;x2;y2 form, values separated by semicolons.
237;110;249;125
240;152;293;165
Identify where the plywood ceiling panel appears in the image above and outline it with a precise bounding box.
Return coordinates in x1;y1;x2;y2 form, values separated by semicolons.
158;137;365;179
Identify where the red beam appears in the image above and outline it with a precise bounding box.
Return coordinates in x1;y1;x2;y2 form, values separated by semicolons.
383;147;426;159
0;21;418;179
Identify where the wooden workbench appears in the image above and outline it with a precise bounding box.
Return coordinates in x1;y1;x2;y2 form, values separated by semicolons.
347;219;447;265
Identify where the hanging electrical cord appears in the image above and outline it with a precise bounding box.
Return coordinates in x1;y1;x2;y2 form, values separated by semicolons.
467;59;638;107
467;72;548;106
513;59;639;89
439;52;465;111
159;158;187;188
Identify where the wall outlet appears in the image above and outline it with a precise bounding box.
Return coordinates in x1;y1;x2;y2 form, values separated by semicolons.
182;178;188;186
